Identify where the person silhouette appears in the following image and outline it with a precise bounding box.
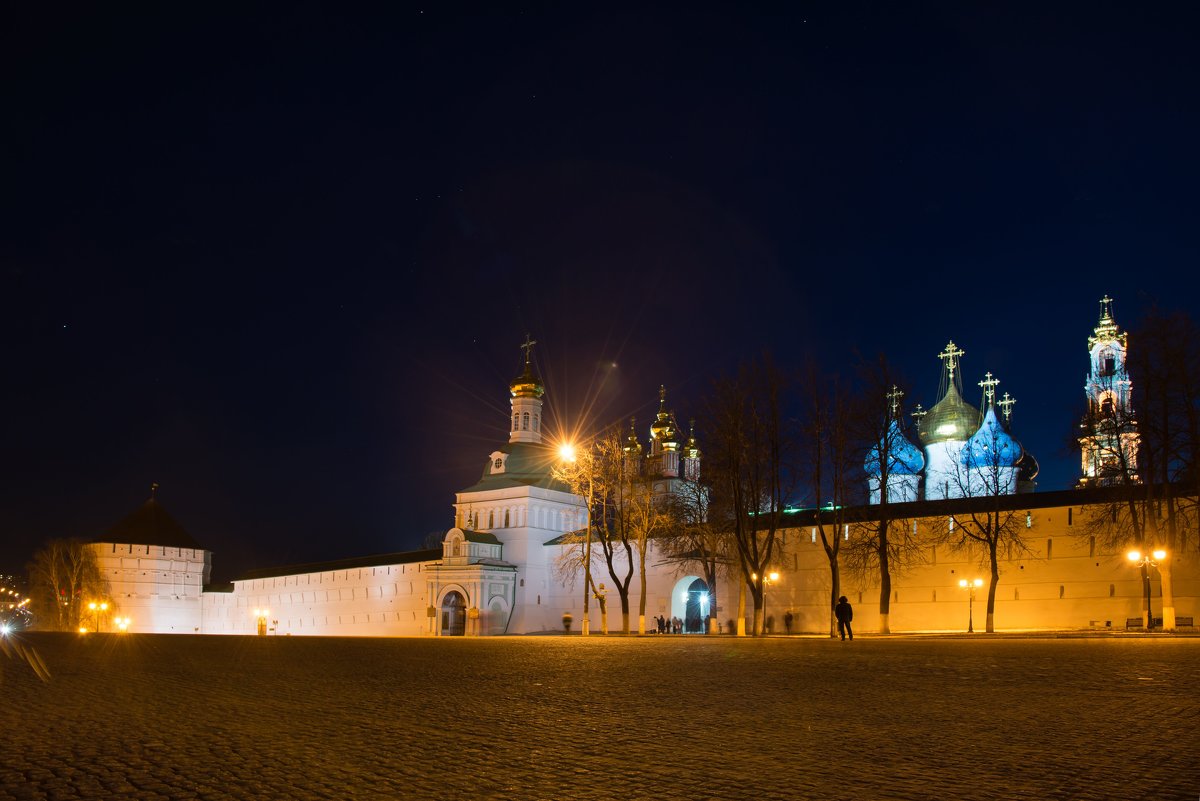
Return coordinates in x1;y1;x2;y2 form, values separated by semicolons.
835;596;853;640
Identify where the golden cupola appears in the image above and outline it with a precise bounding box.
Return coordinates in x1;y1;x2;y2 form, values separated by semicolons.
649;385;679;452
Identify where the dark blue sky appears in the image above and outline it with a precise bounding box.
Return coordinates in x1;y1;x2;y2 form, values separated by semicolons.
4;3;1199;580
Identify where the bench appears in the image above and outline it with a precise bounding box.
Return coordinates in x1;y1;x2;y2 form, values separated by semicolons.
1126;617;1144;629
1176;616;1194;628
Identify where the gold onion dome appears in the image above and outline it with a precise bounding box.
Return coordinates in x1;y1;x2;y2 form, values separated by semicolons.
509;363;544;399
917;383;982;446
649;385;678;447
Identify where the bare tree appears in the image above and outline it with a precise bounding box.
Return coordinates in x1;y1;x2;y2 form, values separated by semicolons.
940;405;1030;632
845;356;921;634
553;425;640;634
800;365;856;637
660;464;726;633
27;539;108;631
703;356;794;636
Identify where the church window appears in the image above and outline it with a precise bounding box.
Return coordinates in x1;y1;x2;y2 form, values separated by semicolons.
504;510;510;527
512;413;519;431
533;414;539;432
1099;350;1116;377
494;457;503;470
1046;539;1053;559
488;511;494;529
522;412;530;430
1025;512;1032;528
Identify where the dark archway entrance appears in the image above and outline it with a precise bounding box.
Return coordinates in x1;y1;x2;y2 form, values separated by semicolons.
441;590;466;636
684;578;710;633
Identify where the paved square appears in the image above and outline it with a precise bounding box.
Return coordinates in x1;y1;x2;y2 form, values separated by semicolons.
2;633;1197;800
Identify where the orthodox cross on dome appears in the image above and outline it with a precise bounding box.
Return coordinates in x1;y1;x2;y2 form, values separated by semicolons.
998;392;1016;424
886;385;904;418
938;341;965;381
911;403;927;427
1099;295;1114;321
659;384;667;410
151;482;159;500
978;372;1000;407
519;334;537;365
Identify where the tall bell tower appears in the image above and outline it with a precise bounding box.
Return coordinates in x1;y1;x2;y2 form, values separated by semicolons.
1078;296;1140;486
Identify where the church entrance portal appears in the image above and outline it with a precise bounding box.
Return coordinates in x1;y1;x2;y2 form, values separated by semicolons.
669;576;711;633
441;590;466;636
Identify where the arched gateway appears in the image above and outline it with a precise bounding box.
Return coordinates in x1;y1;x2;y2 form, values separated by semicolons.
440;590;466;636
670;576;712;633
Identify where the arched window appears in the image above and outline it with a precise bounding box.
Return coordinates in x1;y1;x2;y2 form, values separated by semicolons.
504;509;510;527
488;510;494;529
512;413;519;431
533;414;539;432
494;457;503;470
522;412;530;430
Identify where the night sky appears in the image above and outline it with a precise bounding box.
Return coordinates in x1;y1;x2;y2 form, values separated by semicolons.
5;4;1199;581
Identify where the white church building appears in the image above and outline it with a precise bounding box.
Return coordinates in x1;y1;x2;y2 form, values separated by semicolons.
85;300;1198;636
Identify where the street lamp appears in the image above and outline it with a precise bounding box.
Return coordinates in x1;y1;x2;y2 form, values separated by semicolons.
114;616;132;632
958;578;984;633
1126;548;1167;630
753;571;780;634
87;601;109;633
558;440;593;637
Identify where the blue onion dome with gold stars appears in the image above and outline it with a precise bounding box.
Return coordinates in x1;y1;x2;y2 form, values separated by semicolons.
649;385;679;448
961;407;1022;468
865;420;925;476
917;383;982;446
509;362;544;399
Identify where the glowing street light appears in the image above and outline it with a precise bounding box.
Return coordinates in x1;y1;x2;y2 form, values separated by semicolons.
1127;548;1167;630
557;439;594;636
87;601;109;633
114;616;132;632
958;578;984;633
753;571;781;634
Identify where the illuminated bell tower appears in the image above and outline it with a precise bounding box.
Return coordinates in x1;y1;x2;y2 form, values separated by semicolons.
509;335;544;444
1079;296;1139;486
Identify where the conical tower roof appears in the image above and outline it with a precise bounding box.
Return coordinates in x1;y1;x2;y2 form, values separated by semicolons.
100;491;203;549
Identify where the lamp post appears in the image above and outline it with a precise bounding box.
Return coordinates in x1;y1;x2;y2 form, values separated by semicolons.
753;571;780;635
1127;549;1167;630
87;601;109;633
559;441;593;637
958;578;984;633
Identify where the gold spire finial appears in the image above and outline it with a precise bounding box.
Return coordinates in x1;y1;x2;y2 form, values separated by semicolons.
519;334;537;366
978;372;1000;407
886;385;904;418
938;340;965;381
998;392;1016;424
1100;295;1114;320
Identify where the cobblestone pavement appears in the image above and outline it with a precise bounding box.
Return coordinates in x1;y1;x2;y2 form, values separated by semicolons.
2;633;1197;800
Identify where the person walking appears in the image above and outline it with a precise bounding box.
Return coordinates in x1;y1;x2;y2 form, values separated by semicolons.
835;596;853;640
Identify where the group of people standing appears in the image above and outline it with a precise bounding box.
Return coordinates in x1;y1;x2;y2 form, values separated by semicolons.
655;615;687;634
